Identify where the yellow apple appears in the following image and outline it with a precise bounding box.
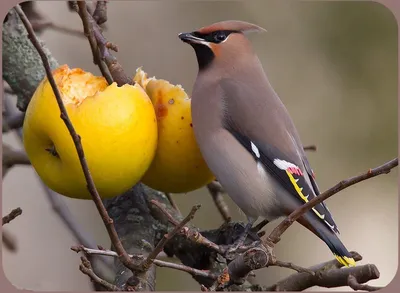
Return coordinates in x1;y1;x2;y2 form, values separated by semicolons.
23;65;158;200
133;68;215;193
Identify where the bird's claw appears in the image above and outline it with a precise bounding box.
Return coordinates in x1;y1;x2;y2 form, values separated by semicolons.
220;240;262;261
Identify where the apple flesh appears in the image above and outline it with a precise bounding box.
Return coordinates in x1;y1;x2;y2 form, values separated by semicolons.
23;65;158;200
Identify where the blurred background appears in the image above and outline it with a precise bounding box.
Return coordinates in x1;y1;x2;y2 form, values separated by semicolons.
2;0;398;291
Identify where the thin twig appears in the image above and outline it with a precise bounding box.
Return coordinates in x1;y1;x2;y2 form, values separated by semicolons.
14;4;140;272
141;203;201;271
266;158;398;244
76;1;112;84
93;1;108;25
2;207;22;225
150;200;225;255
150;200;180;226
207;181;231;223
272;260;315;275
155;259;217;279
165;193;181;214
348;275;382;291
303;145;317;152
76;1;132;86
79;256;121;291
71;246;218;280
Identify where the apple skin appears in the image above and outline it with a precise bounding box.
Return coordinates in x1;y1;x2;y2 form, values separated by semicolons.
23;65;158;200
134;68;215;193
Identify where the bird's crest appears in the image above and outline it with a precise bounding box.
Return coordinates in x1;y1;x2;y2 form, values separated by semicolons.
197;20;267;35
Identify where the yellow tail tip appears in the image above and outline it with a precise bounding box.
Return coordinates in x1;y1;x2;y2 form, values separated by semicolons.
334;254;356;267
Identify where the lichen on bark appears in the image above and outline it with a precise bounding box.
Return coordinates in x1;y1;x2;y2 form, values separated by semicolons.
2;9;59;111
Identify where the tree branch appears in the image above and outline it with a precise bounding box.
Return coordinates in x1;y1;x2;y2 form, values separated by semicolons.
2;9;59;111
75;1;112;84
72;245;218;280
141;203;201;271
75;1;132;86
79;256;121;291
165;193;181;214
93;1;108;25
303;145;317;152
263;251;376;291
266;158;398;244
348;275;382;291
207;181;232;223
2;207;22;225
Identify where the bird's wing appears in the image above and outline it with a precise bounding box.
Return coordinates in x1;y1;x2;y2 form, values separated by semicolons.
219;78;340;234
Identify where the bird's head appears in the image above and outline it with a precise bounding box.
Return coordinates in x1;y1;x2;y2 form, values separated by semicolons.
178;20;266;70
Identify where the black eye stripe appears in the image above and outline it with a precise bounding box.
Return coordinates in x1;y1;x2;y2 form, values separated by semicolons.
192;30;239;43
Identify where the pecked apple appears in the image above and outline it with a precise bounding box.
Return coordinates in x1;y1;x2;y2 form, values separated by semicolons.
23;65;158;200
134;68;215;193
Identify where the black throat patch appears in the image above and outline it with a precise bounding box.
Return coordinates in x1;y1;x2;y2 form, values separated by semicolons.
192;43;214;70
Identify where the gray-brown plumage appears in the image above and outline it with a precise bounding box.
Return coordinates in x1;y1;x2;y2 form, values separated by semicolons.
178;20;355;266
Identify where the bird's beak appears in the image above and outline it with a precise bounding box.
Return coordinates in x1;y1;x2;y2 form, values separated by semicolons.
178;32;205;45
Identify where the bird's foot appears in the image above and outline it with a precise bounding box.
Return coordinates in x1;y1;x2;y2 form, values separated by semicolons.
220;222;260;260
221;239;262;261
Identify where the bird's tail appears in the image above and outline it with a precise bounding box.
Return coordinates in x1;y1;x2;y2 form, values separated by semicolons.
313;221;355;267
299;213;356;267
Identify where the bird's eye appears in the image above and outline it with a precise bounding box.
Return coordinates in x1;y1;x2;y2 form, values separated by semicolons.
213;31;227;42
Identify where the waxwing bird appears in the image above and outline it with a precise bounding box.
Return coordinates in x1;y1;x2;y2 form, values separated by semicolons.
178;20;355;267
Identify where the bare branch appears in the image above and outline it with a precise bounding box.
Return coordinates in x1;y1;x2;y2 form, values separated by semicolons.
150;200;181;226
141;203;201;271
2;9;59;111
155;259;217;280
348;275;382;291
165;193;181;214
93;1;108;25
226;247;270;286
272;260;315;275
75;1;113;84
150;200;225;255
266;158;398;244
2;207;22;225
303;145;317;152
14;4;140;272
207;181;232;223
264;251;380;291
79;256;121;291
76;1;132;86
71;246;218;280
